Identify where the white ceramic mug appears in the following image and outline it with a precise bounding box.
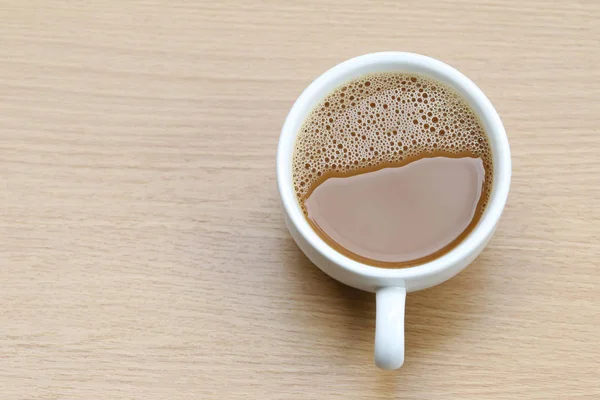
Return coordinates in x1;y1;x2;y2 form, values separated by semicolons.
276;52;511;370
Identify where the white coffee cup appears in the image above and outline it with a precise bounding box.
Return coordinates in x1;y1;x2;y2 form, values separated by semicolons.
276;52;511;370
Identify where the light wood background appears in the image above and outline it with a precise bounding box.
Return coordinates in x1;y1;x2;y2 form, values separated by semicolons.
1;1;599;399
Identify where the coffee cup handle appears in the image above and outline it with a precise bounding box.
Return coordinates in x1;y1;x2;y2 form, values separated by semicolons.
374;286;406;370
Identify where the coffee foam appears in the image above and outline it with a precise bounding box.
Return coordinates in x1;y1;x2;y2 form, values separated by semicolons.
292;72;493;212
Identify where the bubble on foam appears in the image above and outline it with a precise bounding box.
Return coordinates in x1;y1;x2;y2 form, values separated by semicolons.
292;72;493;213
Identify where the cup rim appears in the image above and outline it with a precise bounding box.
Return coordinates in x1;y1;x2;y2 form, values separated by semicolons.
277;52;511;280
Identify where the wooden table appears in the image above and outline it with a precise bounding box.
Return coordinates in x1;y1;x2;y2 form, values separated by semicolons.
2;1;599;398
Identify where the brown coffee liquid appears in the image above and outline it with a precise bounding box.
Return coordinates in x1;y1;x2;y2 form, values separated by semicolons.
292;73;493;268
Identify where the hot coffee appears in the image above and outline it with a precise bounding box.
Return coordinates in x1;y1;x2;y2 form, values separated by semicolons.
292;72;493;268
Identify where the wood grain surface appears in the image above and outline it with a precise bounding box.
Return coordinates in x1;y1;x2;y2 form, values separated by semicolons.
1;1;599;398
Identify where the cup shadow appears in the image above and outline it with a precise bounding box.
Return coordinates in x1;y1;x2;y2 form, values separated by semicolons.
282;236;490;368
